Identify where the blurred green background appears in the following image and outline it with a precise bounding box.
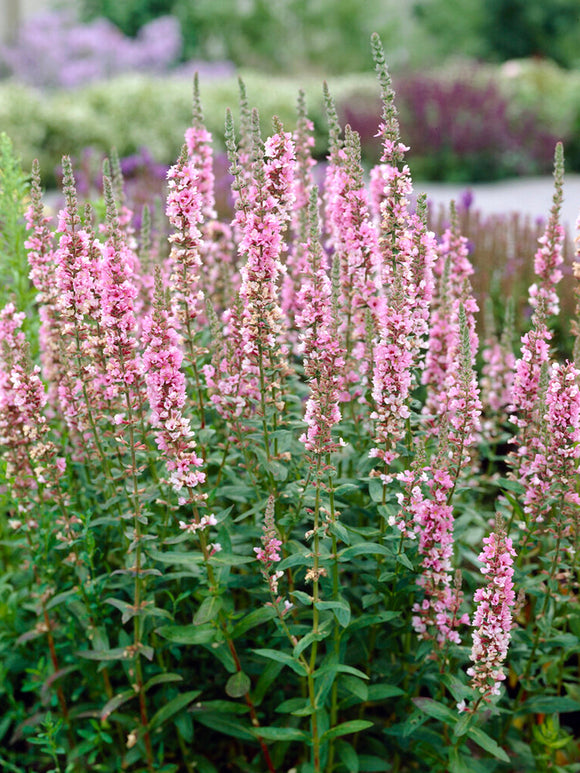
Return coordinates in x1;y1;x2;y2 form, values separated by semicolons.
1;0;580;183
78;0;580;73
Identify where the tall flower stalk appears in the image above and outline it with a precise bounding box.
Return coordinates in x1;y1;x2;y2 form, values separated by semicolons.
461;518;516;712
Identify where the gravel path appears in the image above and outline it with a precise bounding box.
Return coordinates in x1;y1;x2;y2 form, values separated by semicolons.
416;174;580;232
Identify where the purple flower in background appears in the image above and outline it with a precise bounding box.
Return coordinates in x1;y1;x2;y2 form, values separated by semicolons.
0;12;182;89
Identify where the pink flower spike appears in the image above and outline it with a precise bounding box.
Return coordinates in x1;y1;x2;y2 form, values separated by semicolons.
142;269;205;500
466;521;516;707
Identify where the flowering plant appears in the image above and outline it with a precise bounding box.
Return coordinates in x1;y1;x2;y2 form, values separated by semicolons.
1;36;580;773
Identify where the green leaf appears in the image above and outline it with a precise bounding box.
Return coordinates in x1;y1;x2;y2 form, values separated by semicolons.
230;606;277;640
144;673;184;692
253;725;309;742
275;698;314;716
368;478;385;502
413;697;457;725
452;713;472;739
275;697;311;715
293;619;333;658
194;596;222;626
210;553;255;566
278;553;311;571
448;747;475;773
100;690;136;721
253;649;307;676
147;549;204;566
495;477;525;494
341;675;368;703
191;711;254;740
328;520;350;544
292;590;313;605
334;483;360;497
315;599;351;628
76;647;131;662
155;624;215;645
356;755;390;771
522;696;580;714
190;700;248;715
395;552;414;571
45;589;78;611
321;720;373;742
467;727;510;762
252;660;285;707
367;684;404;701
225;672;251;698
266;460;288;481
335;740;359;773
149;691;202;731
339;543;390;561
314;664;369;681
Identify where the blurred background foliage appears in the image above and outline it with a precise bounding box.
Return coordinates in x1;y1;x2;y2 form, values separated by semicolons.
1;0;580;183
78;0;580;73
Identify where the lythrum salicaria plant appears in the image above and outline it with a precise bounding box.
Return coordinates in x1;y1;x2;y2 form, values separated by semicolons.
2;34;580;773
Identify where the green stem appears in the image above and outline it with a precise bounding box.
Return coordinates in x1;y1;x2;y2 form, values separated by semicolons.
307;457;323;773
326;459;340;773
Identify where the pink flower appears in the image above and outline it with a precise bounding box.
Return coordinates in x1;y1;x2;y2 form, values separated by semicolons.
466;526;516;705
0;303;64;517
480;302;516;436
296;192;344;456
255;496;287;600
142;279;205;498
409;465;469;646
233;122;295;414
166;151;205;338
522;361;580;524
528;143;564;316
99;176;141;403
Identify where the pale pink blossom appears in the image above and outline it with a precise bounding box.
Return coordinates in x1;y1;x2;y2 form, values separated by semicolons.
142;281;205;498
466;528;516;704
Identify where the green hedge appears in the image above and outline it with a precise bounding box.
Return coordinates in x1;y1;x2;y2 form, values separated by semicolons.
3;61;580;185
0;72;364;184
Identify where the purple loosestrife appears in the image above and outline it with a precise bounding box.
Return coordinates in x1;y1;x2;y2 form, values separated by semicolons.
528;143;564;317
52;159;107;442
322;104;380;370
480;299;516;439
410;305;480;645
508;149;565;499
510;144;564;437
185;75;217;222
423;205;476;429
462;523;516;709
282;90;317;337
409;462;469;646
0;303;65;525
254;495;291;611
445;302;482;469
100;176;142;405
296;190;344;455
25;160;63;409
572;213;580;365
166;147;205;343
185;76;237;312
235;114;295;417
368;36;438;470
142;271;205;502
370;196;437;470
204;295;257;423
522;361;580;527
371;34;416;294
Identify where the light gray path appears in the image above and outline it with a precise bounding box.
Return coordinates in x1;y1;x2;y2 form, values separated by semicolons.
415;174;580;233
